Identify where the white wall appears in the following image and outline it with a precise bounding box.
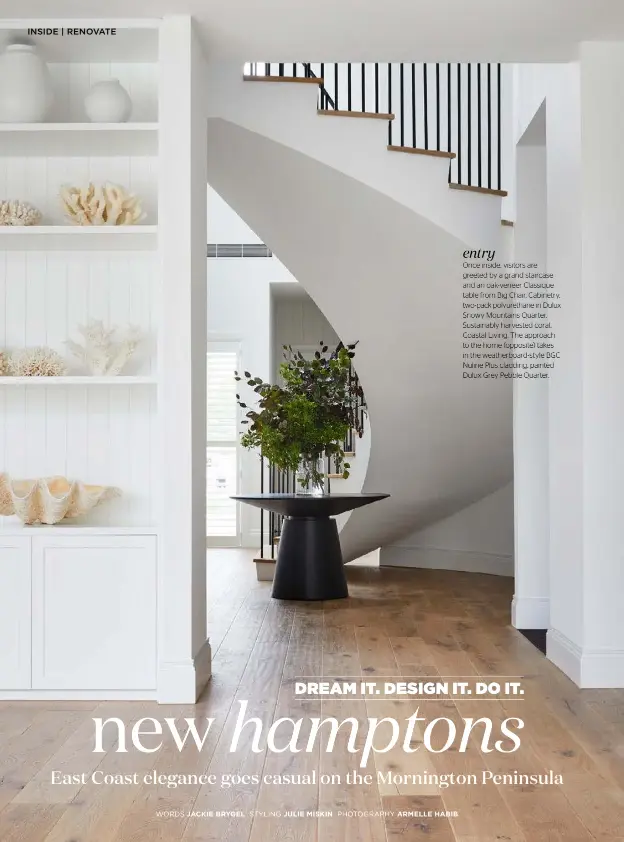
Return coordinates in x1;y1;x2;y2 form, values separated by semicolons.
158;16;210;703
207;193;296;547
381;485;513;576
208;184;262;244
512;113;549;629
272;292;340;378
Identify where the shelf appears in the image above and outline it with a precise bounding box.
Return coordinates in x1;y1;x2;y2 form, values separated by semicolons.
0;525;158;536
0;123;159;156
0;376;157;386
0;225;158;251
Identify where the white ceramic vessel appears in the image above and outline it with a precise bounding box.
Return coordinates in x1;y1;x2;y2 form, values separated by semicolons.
84;79;132;123
0;43;53;123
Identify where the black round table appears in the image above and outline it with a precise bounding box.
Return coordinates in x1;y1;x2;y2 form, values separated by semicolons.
232;493;389;601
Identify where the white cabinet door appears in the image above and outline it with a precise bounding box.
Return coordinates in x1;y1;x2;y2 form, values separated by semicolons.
32;536;157;691
0;537;31;689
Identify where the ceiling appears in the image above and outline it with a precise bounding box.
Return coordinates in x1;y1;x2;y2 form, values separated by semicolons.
3;0;624;62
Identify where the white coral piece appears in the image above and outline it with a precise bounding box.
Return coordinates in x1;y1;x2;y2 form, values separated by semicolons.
0;350;7;376
65;319;142;376
9;347;67;377
59;182;145;226
0;199;42;226
0;473;121;525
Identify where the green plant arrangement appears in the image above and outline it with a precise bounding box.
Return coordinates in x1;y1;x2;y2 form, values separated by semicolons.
235;341;365;494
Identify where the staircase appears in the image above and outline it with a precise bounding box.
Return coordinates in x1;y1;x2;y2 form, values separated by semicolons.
205;62;513;566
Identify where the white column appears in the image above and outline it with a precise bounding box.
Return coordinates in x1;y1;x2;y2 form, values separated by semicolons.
158;15;210;703
512;138;550;630
547;45;624;687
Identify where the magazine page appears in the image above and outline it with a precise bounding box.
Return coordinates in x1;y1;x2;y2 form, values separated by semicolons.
0;11;623;842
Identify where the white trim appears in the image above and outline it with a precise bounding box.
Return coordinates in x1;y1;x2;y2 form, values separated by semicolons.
512;596;550;629
157;639;212;704
381;546;513;577
547;629;624;688
0;690;157;701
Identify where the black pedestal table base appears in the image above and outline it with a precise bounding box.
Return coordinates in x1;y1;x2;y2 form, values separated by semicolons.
232;493;390;601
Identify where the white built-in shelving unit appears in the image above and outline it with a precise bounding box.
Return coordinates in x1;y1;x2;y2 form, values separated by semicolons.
0;21;163;698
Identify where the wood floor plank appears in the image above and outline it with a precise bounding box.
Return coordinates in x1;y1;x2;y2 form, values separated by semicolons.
383;795;455;841
2;555;624;842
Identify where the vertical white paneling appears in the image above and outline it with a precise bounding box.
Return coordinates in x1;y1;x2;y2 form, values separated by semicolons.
0;251;158;530
0;156;158;224
47;62;158;123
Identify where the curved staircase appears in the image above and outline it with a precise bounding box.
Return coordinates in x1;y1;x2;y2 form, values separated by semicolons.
205;64;513;564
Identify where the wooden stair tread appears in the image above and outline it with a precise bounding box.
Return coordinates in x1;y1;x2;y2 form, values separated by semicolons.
243;75;324;85
388;144;455;159
327;473;345;479
501;218;515;227
449;182;508;198
318;109;395;121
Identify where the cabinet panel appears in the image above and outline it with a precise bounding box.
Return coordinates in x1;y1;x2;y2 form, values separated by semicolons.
32;536;156;690
0;538;31;689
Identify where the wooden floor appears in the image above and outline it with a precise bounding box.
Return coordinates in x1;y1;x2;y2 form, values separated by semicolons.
2;549;624;841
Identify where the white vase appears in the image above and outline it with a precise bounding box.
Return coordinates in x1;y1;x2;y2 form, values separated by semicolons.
84;79;132;123
0;43;53;123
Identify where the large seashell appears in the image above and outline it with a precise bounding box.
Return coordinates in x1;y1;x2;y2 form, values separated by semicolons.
0;473;121;525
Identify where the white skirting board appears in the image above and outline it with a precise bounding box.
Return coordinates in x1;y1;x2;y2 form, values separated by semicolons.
512;596;550;629
0;689;157;701
157;639;213;704
547;629;624;688
380;546;513;577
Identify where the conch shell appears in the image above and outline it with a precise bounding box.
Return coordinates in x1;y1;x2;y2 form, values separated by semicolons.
0;474;121;525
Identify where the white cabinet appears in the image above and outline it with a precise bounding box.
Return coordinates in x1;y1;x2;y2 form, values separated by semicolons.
0;537;31;689
31;536;157;691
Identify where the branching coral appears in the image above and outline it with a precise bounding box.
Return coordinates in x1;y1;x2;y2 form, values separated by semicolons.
0;199;41;226
59;182;145;226
9;347;67;377
65;319;143;376
0;350;8;376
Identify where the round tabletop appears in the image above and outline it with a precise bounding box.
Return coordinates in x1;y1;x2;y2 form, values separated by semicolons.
232;493;390;518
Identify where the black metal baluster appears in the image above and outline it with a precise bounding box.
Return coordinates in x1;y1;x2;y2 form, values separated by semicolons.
269;464;275;558
293;63;297;77
477;63;482;187
467;63;472;185
375;63;379;113
260;456;264;558
487;63;492;189
265;62;270;76
497;63;502;191
423;63;429;150
400;62;405;147
457;63;462;184
347;63;352;111
335;63;339;110
320;62;325;109
436;63;441;151
387;62;392;145
447;63;451;156
411;63;416;147
278;63;284;77
361;63;366;112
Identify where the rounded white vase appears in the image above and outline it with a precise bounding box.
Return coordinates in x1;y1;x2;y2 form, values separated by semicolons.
0;43;53;123
84;79;132;123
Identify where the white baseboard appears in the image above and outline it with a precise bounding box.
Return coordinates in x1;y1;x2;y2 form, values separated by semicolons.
157;638;212;704
0;689;157;701
547;629;624;688
381;546;513;577
512;596;550;629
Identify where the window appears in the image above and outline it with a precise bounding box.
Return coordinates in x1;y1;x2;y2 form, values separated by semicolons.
206;342;240;544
